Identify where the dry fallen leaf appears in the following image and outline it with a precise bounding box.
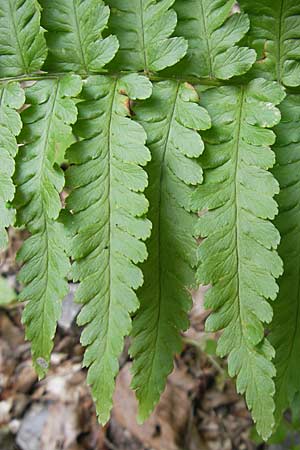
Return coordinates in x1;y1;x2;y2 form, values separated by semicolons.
111;363;199;450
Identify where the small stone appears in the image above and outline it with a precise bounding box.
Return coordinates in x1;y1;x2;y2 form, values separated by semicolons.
9;418;21;434
0;399;12;424
16;404;48;450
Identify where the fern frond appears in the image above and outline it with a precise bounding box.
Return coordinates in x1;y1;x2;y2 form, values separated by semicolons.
191;79;285;440
106;0;188;72
271;94;300;421
66;74;152;424
240;0;300;87
14;75;82;378
130;81;211;421
0;82;24;250
40;0;119;74
0;0;47;77
171;0;256;79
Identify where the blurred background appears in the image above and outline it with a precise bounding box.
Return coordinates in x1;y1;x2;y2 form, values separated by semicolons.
0;230;298;450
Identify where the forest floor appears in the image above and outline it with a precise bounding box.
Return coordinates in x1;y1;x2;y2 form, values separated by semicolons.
0;230;272;450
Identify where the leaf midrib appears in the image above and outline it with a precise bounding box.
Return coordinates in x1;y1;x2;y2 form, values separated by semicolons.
8;0;28;73
72;0;88;74
197;0;213;78
137;0;149;73
101;77;118;363
144;81;180;387
31;79;60;367
233;86;245;343
277;0;285;83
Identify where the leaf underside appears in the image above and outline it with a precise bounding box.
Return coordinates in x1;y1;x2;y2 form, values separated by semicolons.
40;0;119;74
170;0;256;79
66;74;152;423
106;0;188;72
14;75;82;378
191;79;285;440
0;82;24;250
0;0;47;77
240;0;300;87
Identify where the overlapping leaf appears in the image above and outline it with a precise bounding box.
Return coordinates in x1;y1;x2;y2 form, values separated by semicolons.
106;0;188;72
66;74;152;424
191;79;285;440
14;75;82;378
40;0;119;74
0;82;24;250
271;94;300;422
171;0;256;79
0;0;47;77
130;81;211;421
240;0;300;87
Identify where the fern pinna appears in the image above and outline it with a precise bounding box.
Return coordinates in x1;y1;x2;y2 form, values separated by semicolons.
0;0;299;441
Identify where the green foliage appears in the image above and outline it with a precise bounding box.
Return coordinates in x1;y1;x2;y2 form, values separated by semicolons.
0;0;299;441
271;94;300;422
0;0;47;77
66;73;152;423
240;0;300;87
191;79;285;440
40;0;119;74
130;81;211;420
0;82;24;249
171;0;256;79
252;397;300;447
14;75;82;378
106;0;188;72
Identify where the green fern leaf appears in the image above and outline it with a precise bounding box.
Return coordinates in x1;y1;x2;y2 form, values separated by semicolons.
130;81;211;421
14;75;82;378
106;0;188;72
240;0;300;87
191;79;285;440
66;74;152;424
40;0;119;74
171;0;256;79
0;82;24;250
0;0;47;77
271;94;300;421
